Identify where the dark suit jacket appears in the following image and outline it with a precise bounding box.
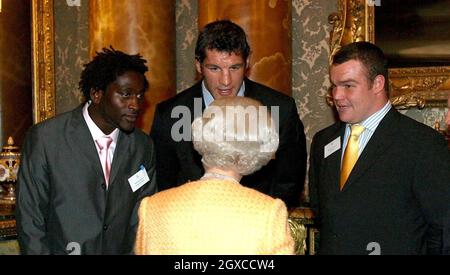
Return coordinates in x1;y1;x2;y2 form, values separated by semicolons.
16;105;157;254
309;108;450;254
150;78;307;207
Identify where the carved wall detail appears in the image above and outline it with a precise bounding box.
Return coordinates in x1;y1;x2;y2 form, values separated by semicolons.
32;0;56;123
389;67;450;108
328;0;345;65
348;0;365;42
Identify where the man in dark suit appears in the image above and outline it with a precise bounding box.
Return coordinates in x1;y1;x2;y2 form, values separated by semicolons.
309;41;450;254
151;20;307;207
16;47;157;254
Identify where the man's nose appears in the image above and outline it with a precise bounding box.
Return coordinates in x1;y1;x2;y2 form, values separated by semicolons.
128;96;140;111
220;70;231;86
332;86;344;100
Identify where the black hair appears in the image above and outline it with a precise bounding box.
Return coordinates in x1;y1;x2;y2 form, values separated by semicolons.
79;46;149;101
195;19;251;63
333;41;389;91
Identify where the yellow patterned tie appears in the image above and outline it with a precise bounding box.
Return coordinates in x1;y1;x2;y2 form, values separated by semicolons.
340;124;365;190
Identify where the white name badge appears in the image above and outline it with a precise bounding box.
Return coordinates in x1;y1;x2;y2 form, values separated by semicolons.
128;165;149;192
324;137;341;158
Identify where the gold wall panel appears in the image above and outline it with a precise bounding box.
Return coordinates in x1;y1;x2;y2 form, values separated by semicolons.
89;0;176;133
199;0;292;96
31;0;56;124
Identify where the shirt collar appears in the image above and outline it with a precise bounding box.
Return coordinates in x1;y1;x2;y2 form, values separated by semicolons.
347;101;392;133
82;101;119;143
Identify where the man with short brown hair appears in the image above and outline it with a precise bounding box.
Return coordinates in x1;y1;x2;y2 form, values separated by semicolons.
309;41;450;255
150;20;307;207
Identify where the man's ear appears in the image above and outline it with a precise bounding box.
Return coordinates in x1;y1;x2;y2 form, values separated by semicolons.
244;57;251;77
195;59;202;75
90;88;103;104
372;75;386;95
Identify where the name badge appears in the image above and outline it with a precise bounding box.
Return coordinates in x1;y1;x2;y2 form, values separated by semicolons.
128;165;149;192
324;137;341;158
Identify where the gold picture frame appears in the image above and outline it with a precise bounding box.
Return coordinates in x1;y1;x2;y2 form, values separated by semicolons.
31;0;56;123
329;0;450;109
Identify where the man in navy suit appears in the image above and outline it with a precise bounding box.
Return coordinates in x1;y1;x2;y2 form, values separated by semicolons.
309;41;450;254
17;47;157;254
151;20;307;207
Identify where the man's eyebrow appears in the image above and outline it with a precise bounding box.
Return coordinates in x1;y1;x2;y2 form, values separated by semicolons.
204;63;245;68
332;79;358;85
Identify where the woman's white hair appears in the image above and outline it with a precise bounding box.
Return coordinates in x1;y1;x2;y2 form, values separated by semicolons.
192;97;279;176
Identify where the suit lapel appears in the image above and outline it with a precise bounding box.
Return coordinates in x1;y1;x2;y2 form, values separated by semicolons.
243;78;259;100
67;106;104;180
108;131;130;185
187;81;205;119
322;123;346;193
185;82;205;171
342;108;400;191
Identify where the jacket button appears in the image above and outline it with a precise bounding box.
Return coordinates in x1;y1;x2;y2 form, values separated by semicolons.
101;183;106;190
103;225;108;231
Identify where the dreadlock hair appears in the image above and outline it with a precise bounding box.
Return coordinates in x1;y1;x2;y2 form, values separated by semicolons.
79;46;149;102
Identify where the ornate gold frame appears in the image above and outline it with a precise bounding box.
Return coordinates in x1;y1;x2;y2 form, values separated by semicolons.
31;0;56;123
329;0;450;109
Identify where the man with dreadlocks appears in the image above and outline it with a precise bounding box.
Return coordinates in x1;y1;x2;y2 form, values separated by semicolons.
16;47;157;255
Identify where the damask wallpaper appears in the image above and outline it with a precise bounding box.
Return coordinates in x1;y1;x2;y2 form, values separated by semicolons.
54;0;89;114
175;0;199;92
292;0;337;148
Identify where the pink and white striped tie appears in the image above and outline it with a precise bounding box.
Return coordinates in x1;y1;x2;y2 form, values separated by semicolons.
96;136;113;186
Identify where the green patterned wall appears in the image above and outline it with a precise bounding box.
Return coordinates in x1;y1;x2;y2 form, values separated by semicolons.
175;0;199;92
54;0;89;114
292;0;337;149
